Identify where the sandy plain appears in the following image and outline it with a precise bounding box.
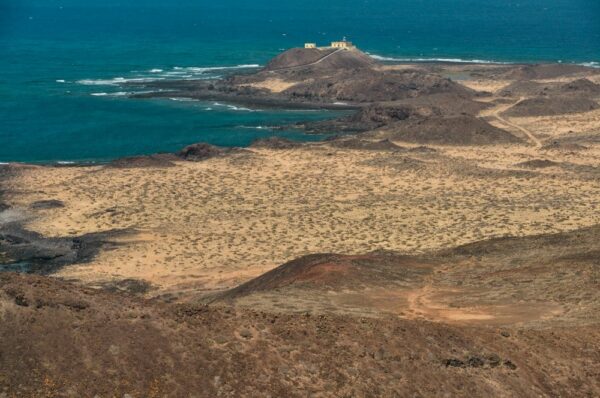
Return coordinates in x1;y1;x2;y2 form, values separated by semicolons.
5;95;600;301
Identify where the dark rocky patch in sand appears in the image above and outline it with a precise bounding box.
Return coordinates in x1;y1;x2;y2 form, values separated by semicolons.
494;64;598;80
515;159;560;169
502;96;599;117
250;137;304;150
498;81;555;97
29;199;65;210
105;143;250;168
559;78;600;95
95;278;154;295
298;96;487;135
295;105;417;134
384;115;522;145
177;143;249;161
362;155;428;172
0;223;130;274
327;138;404;151
396;92;491;116
513;159;600;180
541;141;588;152
107;154;177;169
408;145;437;153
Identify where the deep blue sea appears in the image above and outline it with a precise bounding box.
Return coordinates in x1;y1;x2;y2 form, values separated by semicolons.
1;0;599;163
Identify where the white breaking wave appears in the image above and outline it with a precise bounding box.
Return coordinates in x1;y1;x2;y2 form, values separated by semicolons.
580;62;600;68
238;125;270;130
169;97;197;102
368;53;512;64
173;64;260;73
77;77;165;86
212;102;258;112
56;79;66;83
78;64;260;89
369;53;600;68
56;161;75;165
227;105;254;111
91;91;131;97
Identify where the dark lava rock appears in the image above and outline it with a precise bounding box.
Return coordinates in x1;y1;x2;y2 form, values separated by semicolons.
282;68;475;103
98;278;154;295
499;79;600;98
388;115;522;146
30;200;65;210
504;360;518;370
488;354;502;368
0;224;130;274
250;137;303;150
502;96;599;117
177;143;247;162
559;79;600;95
14;294;29;307
445;359;466;368
496;64;598;80
468;357;485;368
107;154;177;169
515;159;559;169
541;141;588;152
328;138;405;151
408;146;437;154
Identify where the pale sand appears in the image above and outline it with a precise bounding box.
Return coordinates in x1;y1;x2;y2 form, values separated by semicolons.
511;107;600;139
240;78;299;93
458;79;512;93
5;139;600;299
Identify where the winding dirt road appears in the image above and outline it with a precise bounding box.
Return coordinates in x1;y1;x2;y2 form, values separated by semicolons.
491;98;542;147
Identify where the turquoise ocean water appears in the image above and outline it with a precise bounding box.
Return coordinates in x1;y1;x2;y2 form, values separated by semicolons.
1;0;599;163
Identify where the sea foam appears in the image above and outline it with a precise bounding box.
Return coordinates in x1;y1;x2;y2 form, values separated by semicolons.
368;53;512;64
172;64;260;73
77;77;165;86
580;62;599;68
91;92;131;97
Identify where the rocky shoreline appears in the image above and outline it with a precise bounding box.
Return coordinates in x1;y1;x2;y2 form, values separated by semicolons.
127;49;600;148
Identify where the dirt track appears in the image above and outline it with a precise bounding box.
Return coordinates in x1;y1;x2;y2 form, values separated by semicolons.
490;98;543;147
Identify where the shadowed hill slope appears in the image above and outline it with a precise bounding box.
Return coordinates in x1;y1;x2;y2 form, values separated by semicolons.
216;225;600;327
381;115;523;145
1;269;599;397
219;252;435;299
502;96;599;117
